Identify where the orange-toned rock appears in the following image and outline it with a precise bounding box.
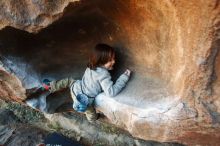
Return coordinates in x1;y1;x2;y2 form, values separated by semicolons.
0;0;219;145
0;69;26;102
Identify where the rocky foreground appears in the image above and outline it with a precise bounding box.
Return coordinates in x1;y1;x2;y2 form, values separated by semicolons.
0;0;220;145
0;100;184;146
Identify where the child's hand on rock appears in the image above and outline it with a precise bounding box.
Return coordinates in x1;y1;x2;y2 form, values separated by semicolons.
124;69;131;76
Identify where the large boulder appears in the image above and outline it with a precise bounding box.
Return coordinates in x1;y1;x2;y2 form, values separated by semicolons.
0;0;219;145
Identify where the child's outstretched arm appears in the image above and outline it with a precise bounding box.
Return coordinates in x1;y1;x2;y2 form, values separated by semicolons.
99;69;131;97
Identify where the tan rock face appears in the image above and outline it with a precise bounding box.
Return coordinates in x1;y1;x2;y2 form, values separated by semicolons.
0;69;26;102
0;0;79;33
0;0;220;145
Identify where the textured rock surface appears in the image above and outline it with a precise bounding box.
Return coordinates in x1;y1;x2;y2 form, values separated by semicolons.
0;68;26;102
0;100;181;146
0;0;79;33
0;109;47;146
44;112;184;146
0;0;220;145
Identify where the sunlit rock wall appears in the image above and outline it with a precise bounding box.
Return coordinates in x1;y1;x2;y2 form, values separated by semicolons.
0;0;219;145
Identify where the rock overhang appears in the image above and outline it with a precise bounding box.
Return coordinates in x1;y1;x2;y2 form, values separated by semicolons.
0;0;220;145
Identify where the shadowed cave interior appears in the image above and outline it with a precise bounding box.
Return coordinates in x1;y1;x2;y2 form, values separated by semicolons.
0;0;179;113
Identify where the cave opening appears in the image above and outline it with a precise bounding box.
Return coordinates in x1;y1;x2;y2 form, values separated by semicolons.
0;0;179;112
1;0;220;144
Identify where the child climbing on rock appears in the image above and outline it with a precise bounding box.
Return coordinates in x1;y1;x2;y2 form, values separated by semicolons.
27;43;131;122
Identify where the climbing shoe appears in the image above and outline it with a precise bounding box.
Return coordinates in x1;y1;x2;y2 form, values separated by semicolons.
42;79;51;91
25;79;51;100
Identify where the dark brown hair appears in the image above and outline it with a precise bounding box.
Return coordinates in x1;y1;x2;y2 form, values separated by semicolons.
87;43;115;69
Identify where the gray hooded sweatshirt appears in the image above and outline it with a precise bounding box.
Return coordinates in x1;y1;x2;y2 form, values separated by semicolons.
71;67;129;98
